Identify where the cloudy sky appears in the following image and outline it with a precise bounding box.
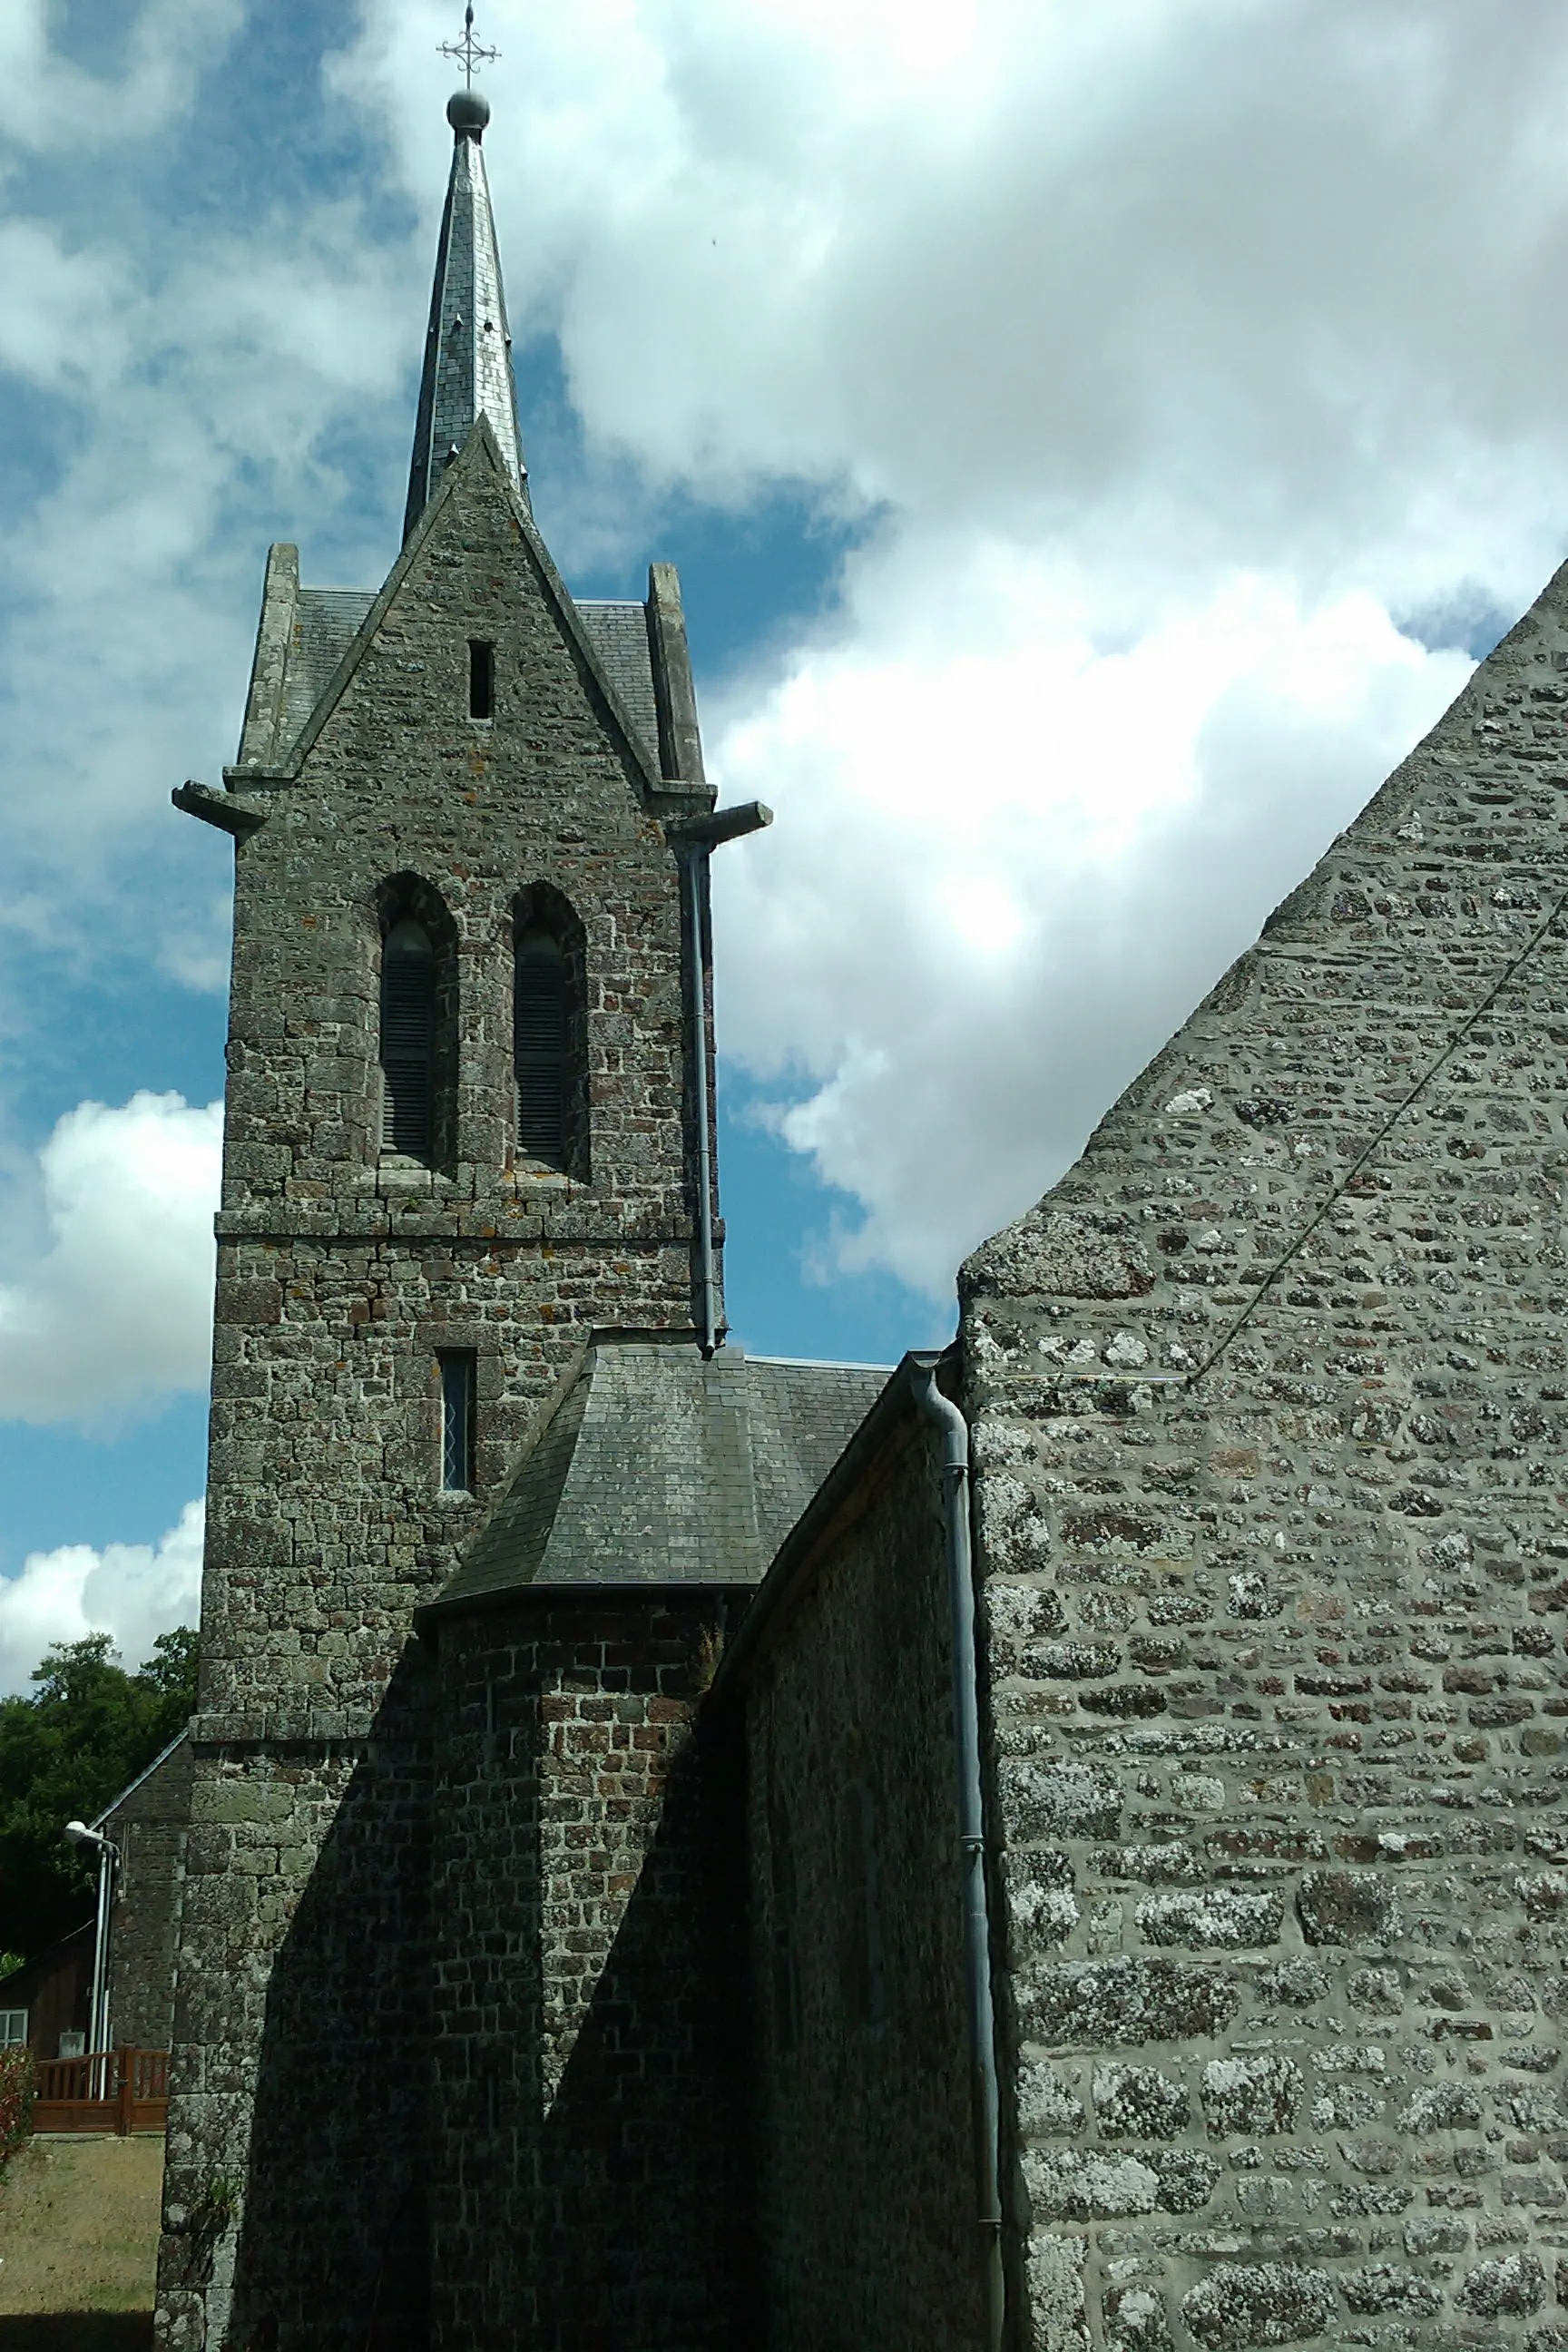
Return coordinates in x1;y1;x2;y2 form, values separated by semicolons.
2;0;1566;1688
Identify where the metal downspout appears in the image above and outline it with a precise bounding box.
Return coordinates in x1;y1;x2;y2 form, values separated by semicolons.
667;799;771;1357
914;1363;1005;2352
683;847;720;1354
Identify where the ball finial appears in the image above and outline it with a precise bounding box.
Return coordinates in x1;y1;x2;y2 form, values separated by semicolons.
447;86;491;137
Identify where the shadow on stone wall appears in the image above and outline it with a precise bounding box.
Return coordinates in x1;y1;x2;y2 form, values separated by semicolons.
217;1649;435;2352
427;1615;758;2352
530;1709;756;2350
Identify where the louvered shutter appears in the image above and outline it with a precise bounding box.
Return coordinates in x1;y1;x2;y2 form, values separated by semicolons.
381;917;436;1159
515;927;567;1166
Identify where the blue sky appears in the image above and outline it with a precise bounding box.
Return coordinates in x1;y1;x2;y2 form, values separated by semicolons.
3;0;1568;1684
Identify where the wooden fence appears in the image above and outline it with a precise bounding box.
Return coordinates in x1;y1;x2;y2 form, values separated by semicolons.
33;2046;169;2134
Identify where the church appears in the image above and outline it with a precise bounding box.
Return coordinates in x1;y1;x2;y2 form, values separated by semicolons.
155;66;1568;2352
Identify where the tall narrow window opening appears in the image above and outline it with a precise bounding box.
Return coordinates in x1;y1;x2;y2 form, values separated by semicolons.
381;917;436;1160
514;926;567;1166
438;1351;475;1493
468;639;495;720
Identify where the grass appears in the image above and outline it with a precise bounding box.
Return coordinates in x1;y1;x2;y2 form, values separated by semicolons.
0;2137;162;2335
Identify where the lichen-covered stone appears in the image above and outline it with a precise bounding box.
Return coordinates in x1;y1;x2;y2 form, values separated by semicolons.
1019;2060;1087;2137
1021;1959;1240;2048
1398;2082;1483;2133
1005;1850;1081;1949
1455;2252;1546;2317
1105;2281;1172;2351
1093;2063;1191;2140
1200;2055;1304;2137
1340;2264;1443;2316
1025;2230;1090;2352
1294;1869;1398;1946
1136;1887;1283;1950
1181;2263;1336;2350
997;1760;1122;1842
1346;1966;1403;2014
1141;2145;1220;2212
1255;1959;1328;2009
1024;2147;1160;2220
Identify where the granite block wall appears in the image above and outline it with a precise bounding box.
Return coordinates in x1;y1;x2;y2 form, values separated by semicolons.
739;1415;985;2350
426;1592;751;2351
962;556;1568;2350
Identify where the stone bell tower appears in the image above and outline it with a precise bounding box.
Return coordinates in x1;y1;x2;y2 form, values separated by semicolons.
156;77;756;2352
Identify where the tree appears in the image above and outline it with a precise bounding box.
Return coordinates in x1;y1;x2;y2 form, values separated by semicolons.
0;1630;199;1962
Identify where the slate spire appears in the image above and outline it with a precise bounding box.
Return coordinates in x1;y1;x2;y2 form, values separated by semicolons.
404;84;527;541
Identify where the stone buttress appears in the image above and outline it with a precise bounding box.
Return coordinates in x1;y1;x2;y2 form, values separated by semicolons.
964;563;1568;2348
154;91;727;2352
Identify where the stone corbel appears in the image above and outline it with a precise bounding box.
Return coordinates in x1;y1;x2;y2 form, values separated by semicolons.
172;779;268;838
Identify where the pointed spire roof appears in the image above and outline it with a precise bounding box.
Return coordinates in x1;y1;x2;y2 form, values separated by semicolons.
404;87;526;542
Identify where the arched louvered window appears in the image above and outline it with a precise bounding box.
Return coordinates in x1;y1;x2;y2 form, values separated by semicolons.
381;916;436;1160
514;926;568;1167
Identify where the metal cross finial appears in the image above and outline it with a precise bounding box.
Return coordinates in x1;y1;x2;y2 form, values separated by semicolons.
440;4;499;86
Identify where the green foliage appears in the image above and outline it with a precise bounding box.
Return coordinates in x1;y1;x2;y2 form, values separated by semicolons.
0;1628;199;1963
0;2045;34;2173
0;1951;22;1982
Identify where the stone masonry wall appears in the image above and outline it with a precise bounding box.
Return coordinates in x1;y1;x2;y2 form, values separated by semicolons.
159;450;708;2352
740;1416;985;2351
427;1593;750;2352
963;556;1568;2351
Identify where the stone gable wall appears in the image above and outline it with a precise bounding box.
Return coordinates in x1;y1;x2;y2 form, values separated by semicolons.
739;1420;985;2350
964;562;1568;2350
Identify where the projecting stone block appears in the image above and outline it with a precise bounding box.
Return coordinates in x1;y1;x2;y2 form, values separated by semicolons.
1181;2262;1336;2350
966;1208;1155;1301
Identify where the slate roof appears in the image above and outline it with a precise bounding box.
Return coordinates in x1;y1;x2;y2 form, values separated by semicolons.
576;601;662;775
403;121;525;542
279;588;376;755
431;1338;891;1610
256;585;663;779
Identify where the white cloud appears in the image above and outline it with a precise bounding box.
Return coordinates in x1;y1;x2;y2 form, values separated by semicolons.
0;1500;203;1700
711;537;1472;1289
0;0;243;151
0;1093;222;1426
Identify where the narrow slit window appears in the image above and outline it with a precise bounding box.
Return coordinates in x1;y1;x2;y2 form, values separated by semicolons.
381;917;436;1161
439;1351;476;1493
514;926;568;1166
468;639;495;720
